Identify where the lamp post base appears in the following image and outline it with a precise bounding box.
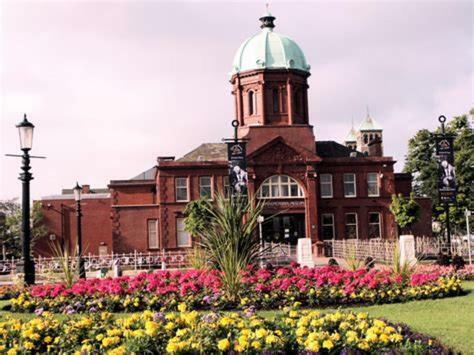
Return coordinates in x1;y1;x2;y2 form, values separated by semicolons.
15;260;35;285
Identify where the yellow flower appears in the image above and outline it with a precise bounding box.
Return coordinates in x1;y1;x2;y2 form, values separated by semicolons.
346;330;359;343
322;339;334;350
217;338;230;351
23;342;35;350
379;333;390;344
166;342;178;353
251;340;261;350
266;334;278;345
255;328;267;339
145;321;159;336
7;348;18;355
306;340;320;352
358;340;370;350
389;333;403;343
177;303;187;313
44;336;52;344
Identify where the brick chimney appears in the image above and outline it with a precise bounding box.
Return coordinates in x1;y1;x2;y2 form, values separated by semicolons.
368;136;383;157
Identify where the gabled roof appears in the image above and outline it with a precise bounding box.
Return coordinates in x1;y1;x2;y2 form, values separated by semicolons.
177;143;227;162
358;115;382;131
316;141;365;158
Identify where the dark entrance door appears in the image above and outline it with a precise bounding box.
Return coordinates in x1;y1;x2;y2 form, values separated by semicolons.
262;214;305;245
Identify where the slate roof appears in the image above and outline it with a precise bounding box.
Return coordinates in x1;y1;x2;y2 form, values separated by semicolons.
175;141;364;162
177;143;227;162
131;166;157;180
316;141;365;158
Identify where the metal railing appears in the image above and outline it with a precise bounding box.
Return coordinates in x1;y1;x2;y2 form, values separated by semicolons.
0;249;191;274
324;239;397;263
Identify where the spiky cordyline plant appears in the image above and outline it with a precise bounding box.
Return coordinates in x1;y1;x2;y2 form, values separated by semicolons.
197;193;265;302
48;238;78;288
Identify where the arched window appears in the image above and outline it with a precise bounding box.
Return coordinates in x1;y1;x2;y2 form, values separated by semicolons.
248;91;257;115
272;89;279;113
257;175;304;199
369;134;374;142
293;90;300;114
363;134;368;144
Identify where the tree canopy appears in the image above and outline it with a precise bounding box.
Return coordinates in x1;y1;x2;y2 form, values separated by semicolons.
403;110;474;234
0;199;47;258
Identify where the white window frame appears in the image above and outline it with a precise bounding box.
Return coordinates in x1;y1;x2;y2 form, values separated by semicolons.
199;176;213;199
176;217;192;248
147;219;159;249
320;174;333;198
367;172;380;197
321;213;335;239
343;173;357;198
344;212;358;239
368;212;382;239
257;175;304;199
175;177;189;202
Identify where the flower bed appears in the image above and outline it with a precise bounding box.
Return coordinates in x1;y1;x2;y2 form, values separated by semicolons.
10;266;464;313
415;264;474;280
0;307;450;354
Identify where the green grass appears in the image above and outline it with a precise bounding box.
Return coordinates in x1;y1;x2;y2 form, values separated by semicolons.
1;282;473;353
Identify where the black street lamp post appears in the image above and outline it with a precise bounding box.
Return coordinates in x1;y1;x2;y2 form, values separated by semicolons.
16;114;36;285
73;182;86;279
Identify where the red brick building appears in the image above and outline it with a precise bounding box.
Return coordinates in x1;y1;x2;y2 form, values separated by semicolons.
36;12;432;256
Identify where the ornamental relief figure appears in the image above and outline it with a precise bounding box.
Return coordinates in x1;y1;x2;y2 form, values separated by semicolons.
252;142;305;164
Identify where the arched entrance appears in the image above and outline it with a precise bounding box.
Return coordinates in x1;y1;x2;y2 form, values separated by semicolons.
257;175;306;245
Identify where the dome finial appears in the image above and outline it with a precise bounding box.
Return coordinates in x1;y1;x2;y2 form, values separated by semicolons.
259;4;275;30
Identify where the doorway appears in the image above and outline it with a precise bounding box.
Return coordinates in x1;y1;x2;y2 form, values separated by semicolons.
262;213;305;245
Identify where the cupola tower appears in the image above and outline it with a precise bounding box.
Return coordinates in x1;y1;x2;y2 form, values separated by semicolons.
230;12;315;153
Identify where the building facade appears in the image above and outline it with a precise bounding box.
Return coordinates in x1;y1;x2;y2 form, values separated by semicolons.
36;12;432;256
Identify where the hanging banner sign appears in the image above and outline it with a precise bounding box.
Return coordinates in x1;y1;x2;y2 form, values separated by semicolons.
435;136;456;203
227;141;248;196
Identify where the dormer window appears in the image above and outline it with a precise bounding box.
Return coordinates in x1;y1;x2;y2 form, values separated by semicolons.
248;91;257;115
272;89;279;113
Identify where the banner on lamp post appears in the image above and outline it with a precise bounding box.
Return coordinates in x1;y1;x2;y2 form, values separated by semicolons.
435;136;456;204
227;141;248;196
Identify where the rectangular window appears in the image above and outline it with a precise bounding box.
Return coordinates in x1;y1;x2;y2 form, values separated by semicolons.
147;219;159;249
344;213;358;239
321;214;335;240
343;173;357;197
367;173;380;197
223;176;230;198
199;176;212;199
368;212;381;238
176;218;191;247
320;174;333;198
175;177;189;202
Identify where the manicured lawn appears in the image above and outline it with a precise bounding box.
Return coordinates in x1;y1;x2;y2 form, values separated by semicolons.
1;281;473;353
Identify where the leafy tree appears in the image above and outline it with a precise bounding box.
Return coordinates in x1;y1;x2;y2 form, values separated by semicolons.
183;197;213;237
403;110;474;234
0;199;47;258
389;193;421;234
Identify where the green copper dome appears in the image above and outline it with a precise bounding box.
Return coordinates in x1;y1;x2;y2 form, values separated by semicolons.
231;12;310;75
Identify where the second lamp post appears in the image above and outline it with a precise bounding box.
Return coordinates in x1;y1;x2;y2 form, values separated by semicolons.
73;183;86;279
